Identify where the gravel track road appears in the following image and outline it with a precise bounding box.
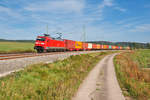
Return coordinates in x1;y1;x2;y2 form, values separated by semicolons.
72;53;125;100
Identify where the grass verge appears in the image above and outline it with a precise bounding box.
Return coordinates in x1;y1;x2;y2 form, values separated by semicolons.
114;50;150;100
0;51;113;100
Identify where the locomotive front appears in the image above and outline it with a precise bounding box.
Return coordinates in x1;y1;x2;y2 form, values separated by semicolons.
34;36;47;53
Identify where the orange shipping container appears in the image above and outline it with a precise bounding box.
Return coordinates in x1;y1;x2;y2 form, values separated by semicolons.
112;46;116;49
103;45;107;49
82;42;88;50
120;46;123;50
92;44;97;49
75;41;82;50
97;44;100;49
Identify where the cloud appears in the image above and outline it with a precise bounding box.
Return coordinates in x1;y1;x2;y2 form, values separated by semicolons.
99;0;113;10
25;0;85;13
144;4;150;8
130;24;150;32
98;0;126;13
114;7;126;12
116;17;141;25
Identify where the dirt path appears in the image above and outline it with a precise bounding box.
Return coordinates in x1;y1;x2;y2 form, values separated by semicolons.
72;53;125;100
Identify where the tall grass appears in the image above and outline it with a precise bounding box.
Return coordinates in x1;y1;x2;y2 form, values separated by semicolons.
114;50;150;100
0;52;112;100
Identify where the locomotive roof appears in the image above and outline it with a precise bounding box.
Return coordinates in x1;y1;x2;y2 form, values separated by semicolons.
37;36;64;41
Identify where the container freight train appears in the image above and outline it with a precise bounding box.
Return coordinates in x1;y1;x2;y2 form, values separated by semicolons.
34;35;130;53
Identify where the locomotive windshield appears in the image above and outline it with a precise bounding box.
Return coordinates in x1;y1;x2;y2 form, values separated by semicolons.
36;38;45;41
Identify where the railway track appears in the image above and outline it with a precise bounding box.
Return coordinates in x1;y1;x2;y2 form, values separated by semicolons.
0;50;112;61
0;52;65;60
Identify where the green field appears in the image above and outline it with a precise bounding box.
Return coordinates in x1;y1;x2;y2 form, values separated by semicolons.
114;49;150;100
0;52;114;100
0;42;35;53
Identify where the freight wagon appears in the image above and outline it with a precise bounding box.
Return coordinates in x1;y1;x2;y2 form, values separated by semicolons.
75;41;82;51
64;39;75;51
92;44;97;50
88;43;92;50
82;43;88;50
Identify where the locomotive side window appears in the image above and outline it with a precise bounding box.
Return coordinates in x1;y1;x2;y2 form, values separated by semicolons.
36;38;45;41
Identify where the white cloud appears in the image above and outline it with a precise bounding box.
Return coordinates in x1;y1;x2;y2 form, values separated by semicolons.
116;17;141;25
103;0;114;6
98;0;126;13
144;4;150;8
99;0;113;10
130;24;150;32
114;7;126;12
25;0;85;13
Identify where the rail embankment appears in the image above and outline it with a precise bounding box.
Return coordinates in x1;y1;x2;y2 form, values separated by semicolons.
0;51;114;100
114;49;150;100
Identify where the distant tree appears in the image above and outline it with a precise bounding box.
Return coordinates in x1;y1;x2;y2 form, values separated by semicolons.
146;43;150;49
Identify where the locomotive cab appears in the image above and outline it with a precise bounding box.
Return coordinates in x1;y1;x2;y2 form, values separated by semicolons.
34;36;49;53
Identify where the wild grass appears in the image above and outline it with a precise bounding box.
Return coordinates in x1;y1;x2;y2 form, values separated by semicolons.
131;49;150;68
0;52;112;100
0;42;35;54
114;50;150;100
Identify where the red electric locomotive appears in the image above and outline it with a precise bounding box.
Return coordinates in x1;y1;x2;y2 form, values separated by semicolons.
34;34;65;53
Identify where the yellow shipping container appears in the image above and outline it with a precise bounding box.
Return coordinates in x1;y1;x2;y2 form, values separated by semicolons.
75;41;82;49
104;45;107;49
112;46;116;49
97;44;100;49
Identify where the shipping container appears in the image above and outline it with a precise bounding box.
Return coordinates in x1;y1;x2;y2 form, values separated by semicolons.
92;44;97;49
88;43;92;49
82;42;88;50
109;45;112;49
112;46;116;49
119;46;122;50
116;46;119;49
120;46;122;50
64;39;75;51
101;45;104;49
106;45;109;49
103;45;107;49
97;44;100;49
75;41;82;50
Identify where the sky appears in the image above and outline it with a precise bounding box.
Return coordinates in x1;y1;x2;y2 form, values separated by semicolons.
0;0;150;42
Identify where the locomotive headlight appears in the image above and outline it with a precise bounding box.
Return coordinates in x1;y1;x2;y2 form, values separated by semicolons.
41;43;45;45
